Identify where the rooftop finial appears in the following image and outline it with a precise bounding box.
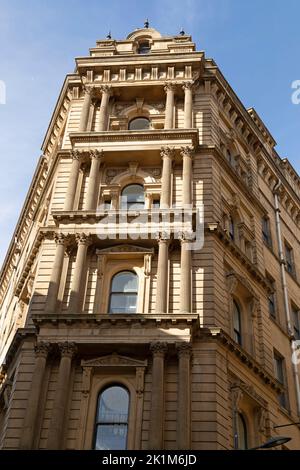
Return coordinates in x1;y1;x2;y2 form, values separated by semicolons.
180;27;185;36
144;18;149;28
106;30;112;40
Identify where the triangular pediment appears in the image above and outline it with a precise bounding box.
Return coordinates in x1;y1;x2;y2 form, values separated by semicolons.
96;245;154;254
81;353;147;368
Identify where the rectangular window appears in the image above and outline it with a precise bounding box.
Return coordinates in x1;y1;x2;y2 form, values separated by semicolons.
104;200;112;211
292;304;300;340
266;273;276;319
285;242;295;276
262;217;272;248
274;351;287;409
152;199;160;209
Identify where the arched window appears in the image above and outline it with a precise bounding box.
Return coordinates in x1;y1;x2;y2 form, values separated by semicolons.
233;300;242;345
109;271;138;314
237;413;248;449
229;215;235;241
94;385;130;450
121;184;145;210
128;117;150;131
138;41;150;54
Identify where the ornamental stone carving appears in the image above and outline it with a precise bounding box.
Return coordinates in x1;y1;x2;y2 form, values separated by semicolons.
160;146;175;160
176;342;192;357
75;233;92;246
34;342;52;358
180;146;194;159
150;342;168;357
58;342;78;358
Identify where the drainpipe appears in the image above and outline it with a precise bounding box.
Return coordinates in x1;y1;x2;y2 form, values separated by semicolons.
273;180;300;416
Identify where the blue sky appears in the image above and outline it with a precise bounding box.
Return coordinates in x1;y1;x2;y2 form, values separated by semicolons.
0;0;299;266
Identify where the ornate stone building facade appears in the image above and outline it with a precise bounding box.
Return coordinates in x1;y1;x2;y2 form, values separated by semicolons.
0;25;300;450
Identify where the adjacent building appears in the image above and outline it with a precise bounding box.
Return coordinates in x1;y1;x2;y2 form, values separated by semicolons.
0;24;300;450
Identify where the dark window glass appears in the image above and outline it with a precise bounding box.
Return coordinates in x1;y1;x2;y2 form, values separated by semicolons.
237;413;248;449
266;274;276;319
121;184;145;210
229;216;235;241
152;199;160;209
109;271;138;314
138;42;150;54
292;306;300;340
262;217;272;248
274;352;287;408
94;385;129;450
233;300;242;345
128;117;150;130
227;149;234;166
268;291;276;318
285;244;295;275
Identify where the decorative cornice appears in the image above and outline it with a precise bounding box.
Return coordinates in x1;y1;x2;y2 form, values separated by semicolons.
31;313;199;327
199;327;283;393
69;129;198;147
206;224;273;293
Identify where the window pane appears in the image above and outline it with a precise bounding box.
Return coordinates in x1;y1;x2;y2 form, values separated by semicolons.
128;118;150;130
237;414;247;449
97;386;129;423
111;272;138;292
95;386;129;450
121;184;145;210
110;293;137;313
95;424;128;450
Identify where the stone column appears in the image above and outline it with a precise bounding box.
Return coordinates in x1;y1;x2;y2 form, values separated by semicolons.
97;85;112;131
176;342;192;449
180;236;192;313
20;342;51;449
45;234;67;313
164;82;176;129
84;149;103;211
160;147;174;208
183;81;194;128
181;146;194;206
155;234;169;313
68;233;91;313
47;342;77;449
149;342;168;449
64;150;82;211
79;86;93;132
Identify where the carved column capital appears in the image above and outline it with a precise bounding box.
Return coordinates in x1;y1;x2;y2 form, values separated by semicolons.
176;342;192;357
84;85;97;97
75;232;92;246
90;149;104;161
180;145;194;159
150;342;168;357
164;82;177;93
99;84;113;96
178;231;195;243
160;146;175;160
155;231;170;243
70;149;83;161
58;342;77;358
35;342;52;358
54;233;70;247
182;81;194;91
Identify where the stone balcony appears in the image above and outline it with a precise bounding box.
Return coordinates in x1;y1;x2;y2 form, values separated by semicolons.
51;208;197;239
69;129;198;164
